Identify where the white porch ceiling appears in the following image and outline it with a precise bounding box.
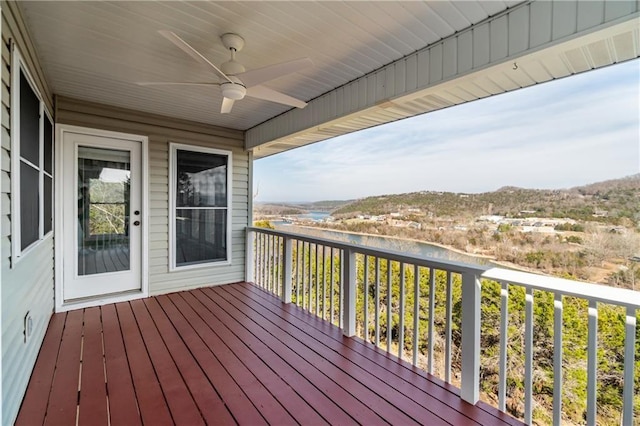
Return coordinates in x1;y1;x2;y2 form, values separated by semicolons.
17;1;639;159
18;1;521;131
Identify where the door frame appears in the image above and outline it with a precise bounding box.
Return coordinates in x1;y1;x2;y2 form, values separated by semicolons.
55;124;149;312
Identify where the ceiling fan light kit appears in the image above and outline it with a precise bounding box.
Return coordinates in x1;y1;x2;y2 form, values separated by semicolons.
220;78;246;100
138;31;313;114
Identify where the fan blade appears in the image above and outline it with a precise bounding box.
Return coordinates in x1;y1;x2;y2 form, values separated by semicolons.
246;85;307;109
158;30;232;83
238;58;313;88
136;82;219;87
221;97;235;114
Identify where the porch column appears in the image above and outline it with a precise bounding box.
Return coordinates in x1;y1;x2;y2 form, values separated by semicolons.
460;271;481;405
342;249;356;337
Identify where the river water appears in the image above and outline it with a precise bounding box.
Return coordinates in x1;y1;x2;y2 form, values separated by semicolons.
274;212;494;267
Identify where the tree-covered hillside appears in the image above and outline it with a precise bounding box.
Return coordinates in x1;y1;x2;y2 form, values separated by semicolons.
333;174;640;226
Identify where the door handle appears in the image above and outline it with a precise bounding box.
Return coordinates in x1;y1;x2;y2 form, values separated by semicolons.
133;220;141;226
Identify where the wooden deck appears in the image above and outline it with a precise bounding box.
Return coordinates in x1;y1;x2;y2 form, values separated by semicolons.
16;282;522;425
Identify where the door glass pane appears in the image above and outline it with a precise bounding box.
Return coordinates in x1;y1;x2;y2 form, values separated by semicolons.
77;146;131;276
175;208;227;266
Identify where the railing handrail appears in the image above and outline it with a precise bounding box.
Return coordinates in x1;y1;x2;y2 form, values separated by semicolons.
246;226;487;275
248;226;640;309
483;267;640;309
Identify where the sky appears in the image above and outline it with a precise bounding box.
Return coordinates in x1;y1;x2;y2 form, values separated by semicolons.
254;59;640;203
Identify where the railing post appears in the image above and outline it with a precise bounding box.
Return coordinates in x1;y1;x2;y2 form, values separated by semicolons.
460;271;481;405
342;249;356;337
245;228;255;283
282;237;292;303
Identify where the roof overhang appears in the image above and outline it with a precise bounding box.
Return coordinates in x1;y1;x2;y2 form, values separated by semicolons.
247;2;639;158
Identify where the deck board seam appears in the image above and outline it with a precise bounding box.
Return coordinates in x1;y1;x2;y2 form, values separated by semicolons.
163;292;271;425
180;290;324;425
116;302;175;424
217;285;462;425
154;294;252;425
143;297;237;425
17;283;525;426
190;288;352;426
239;283;513;425
195;288;383;425
130;299;206;425
246;282;521;425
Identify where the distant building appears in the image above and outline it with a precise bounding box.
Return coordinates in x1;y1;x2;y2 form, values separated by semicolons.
478;215;504;223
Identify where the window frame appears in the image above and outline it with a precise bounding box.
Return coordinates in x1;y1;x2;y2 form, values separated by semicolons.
10;45;54;264
169;142;232;271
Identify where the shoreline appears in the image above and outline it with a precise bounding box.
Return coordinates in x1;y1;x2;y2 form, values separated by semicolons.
285;224;548;274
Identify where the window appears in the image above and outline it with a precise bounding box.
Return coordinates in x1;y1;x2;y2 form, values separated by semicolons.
170;143;232;270
11;46;54;261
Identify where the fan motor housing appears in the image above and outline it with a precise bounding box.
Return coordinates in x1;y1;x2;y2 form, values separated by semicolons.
221;78;246;100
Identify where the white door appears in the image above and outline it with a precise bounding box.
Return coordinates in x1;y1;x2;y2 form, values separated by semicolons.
62;131;142;301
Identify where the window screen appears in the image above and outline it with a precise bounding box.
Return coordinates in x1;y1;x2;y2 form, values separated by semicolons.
44;176;53;235
20;162;39;250
19;72;40;166
173;147;229;268
14;63;54;259
44;115;53;175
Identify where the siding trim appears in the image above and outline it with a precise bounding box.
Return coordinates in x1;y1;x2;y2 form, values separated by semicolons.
54;124;150;313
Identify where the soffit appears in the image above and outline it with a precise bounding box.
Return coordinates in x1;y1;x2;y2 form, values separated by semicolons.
17;1;519;132
248;2;640;158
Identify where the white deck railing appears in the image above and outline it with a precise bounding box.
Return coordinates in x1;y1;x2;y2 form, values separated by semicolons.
246;226;640;425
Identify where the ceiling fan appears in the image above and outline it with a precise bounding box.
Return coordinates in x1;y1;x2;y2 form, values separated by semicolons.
138;31;313;114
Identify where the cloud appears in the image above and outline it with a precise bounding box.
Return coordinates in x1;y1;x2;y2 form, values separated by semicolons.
255;60;640;202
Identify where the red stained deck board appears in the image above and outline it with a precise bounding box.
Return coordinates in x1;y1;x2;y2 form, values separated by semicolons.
238;283;521;426
129;299;205;426
78;307;108;426
143;297;236;425
167;292;294;425
101;304;141;426
18;283;524;426
183;290;342;426
215;285;462;426
44;309;84;426
116;302;174;425
15;313;66;426
207;289;432;424
188;289;384;425
155;294;267;426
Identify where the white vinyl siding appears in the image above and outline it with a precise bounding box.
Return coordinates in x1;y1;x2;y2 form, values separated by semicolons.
1;3;55;425
55;97;249;297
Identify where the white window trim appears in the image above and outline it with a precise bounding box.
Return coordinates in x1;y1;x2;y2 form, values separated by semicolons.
10;44;53;265
169;142;232;271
